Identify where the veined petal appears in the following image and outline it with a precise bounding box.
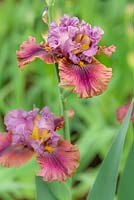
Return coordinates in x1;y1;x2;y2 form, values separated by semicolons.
0;133;34;167
98;45;116;57
54;116;64;130
37;140;80;182
59;58;112;98
0;132;12;154
116;101;134;124
16;36;58;69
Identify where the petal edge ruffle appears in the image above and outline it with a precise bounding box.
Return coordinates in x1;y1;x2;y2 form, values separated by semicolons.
0;133;34;167
16;36;58;69
37;140;80;182
59;58;112;98
98;45;116;58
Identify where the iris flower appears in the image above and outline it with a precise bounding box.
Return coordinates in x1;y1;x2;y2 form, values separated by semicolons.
116;101;134;124
16;14;116;98
0;107;80;182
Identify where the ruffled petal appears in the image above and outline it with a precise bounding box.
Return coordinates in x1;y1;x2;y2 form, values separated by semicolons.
59;58;112;98
98;45;116;57
16;36;58;69
39;106;55;131
4;108;39;145
0;132;12;154
116;101;134;124
37;140;80;182
0;133;34;167
54;116;64;130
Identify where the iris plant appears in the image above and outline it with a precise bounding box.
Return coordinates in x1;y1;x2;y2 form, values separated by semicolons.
0;13;116;184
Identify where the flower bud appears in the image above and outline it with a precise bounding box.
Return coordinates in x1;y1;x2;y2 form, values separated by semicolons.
45;0;55;6
42;7;48;24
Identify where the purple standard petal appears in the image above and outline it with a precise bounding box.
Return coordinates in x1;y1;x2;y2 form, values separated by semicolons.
47;133;61;147
89;26;104;44
4;108;39;145
82;45;98;57
60;14;79;27
78;20;91;35
27;107;64;156
48;15;105;64
48;25;77;57
39;107;55;131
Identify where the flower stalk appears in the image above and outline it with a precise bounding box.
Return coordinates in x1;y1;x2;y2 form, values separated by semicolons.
62;98;71;141
47;4;71;141
15;5;115;193
54;63;70;140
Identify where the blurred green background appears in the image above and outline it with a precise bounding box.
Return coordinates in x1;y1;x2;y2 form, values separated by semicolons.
0;0;133;199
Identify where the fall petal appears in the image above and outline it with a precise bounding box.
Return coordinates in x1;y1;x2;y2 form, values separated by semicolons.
37;140;80;182
16;36;58;69
116;101;134;124
59;58;112;98
0;132;12;154
0;133;34;167
98;45;116;57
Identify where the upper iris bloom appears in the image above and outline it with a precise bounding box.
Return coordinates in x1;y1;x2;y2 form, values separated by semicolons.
16;14;116;98
0;107;80;182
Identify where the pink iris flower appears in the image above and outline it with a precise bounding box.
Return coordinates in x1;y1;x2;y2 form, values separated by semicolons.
116;100;134;124
16;14;116;98
0;107;80;182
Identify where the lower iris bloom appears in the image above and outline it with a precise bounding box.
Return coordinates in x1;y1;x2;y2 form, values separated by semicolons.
0;107;80;182
16;14;116;98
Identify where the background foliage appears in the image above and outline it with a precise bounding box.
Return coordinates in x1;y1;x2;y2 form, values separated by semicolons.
0;0;133;199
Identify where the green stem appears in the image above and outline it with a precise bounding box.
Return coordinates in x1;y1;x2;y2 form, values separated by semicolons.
54;63;63;115
54;67;72;193
46;4;72;197
54;64;70;141
47;5;70;141
48;5;53;24
62;97;70;141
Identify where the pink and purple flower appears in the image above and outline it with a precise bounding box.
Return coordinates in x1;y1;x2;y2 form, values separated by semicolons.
0;107;80;182
16;14;116;98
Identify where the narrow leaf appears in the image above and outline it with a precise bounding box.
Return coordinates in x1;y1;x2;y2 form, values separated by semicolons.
36;177;56;200
118;142;134;200
87;103;133;200
36;176;71;200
